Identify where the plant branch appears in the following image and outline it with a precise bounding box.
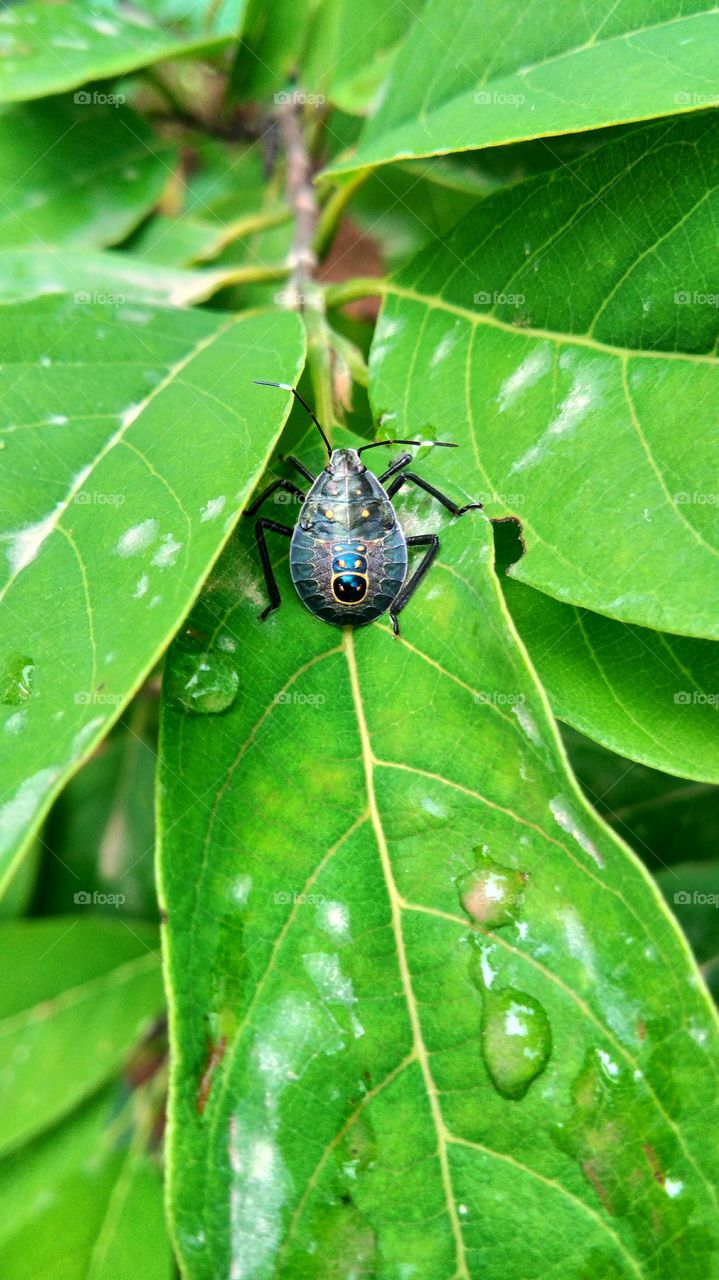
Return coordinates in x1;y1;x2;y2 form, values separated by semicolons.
276;99;334;434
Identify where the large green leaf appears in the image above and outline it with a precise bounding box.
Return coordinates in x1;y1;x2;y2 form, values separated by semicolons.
364;114;719;641
158;478;719;1279
0;2;243;104
500;570;719;784
0;918;162;1155
325;0;719;177
0;98;175;250
0;298;305;893
0;1085;172;1279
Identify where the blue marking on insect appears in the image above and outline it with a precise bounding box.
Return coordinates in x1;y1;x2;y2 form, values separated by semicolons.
246;382;482;635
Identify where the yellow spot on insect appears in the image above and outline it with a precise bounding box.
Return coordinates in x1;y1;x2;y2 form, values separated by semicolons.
361;508;370;518
355;487;362;495
356;544;366;552
339;559;346;567
325;509;334;520
354;559;362;568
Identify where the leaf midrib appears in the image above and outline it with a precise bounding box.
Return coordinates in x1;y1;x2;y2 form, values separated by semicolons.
343;626;470;1279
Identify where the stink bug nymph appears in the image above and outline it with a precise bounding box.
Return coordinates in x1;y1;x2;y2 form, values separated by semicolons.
245;381;482;634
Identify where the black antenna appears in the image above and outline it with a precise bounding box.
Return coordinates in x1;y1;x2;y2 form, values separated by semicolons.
357;438;458;455
253;380;332;459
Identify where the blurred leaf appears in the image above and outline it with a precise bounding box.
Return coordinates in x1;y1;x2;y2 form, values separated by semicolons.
0;98;175;250
158;488;719;1278
0;918;161;1155
39;707;158;920
495;526;719;782
0;2;244;104
655;861;719;970
0;297;305;895
326;0;719;177
563;725;719;874
368;114;719;640
0;247;287;305
0;1078;172;1280
129;136;289;267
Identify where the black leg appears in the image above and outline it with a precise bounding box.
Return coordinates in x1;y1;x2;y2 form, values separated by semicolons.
387;470;482;516
389;534;439;635
378;452;412;485
253;519;292;620
282;454;316;485
244;478;305;518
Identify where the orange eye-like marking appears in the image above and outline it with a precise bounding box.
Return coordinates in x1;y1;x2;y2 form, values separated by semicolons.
361;508;370;517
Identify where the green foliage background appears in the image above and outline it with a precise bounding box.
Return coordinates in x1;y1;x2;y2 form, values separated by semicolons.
0;2;717;1277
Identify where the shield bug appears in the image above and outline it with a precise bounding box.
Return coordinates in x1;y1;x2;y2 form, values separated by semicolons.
245;381;482;633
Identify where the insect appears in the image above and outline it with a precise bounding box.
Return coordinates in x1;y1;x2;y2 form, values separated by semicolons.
245;381;482;633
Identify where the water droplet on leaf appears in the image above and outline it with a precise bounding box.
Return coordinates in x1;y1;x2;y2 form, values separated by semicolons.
457;854;527;928
480;986;552;1099
0;653;35;705
167;649;239;716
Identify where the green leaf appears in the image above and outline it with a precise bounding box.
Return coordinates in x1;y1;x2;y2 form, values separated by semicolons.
0;2;243;104
0;297;305;893
129;136;289;267
0;1084;172;1280
366;114;719;640
500;568;719;784
0;918;162;1155
325;0;719;177
0;247;287;305
655;861;719;975
564;725;719;874
0;99;175;249
158;495;719;1278
39;712;158;919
